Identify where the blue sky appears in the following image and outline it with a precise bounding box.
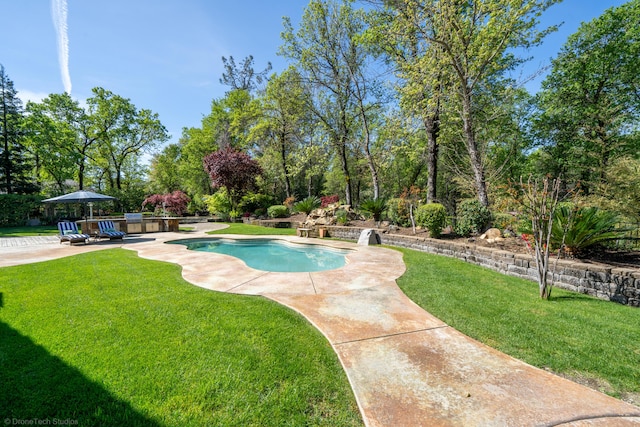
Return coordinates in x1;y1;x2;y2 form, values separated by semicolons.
0;0;629;154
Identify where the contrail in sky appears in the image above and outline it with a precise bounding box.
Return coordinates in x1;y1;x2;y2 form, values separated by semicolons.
51;0;72;94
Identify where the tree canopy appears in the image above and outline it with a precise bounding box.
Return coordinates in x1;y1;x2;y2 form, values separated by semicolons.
5;0;640;226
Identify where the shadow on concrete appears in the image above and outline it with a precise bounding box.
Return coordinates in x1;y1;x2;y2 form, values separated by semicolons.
94;237;157;245
0;321;160;426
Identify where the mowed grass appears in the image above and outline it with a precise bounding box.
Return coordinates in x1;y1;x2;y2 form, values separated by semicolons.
395;247;640;400
0;225;58;236
207;222;297;235
0;249;362;426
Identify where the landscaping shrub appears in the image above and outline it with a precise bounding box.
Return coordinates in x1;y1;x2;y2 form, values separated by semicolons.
320;195;339;208
335;209;349;225
455;199;492;236
359;199;387;223
552;205;634;256
493;212;518;232
293;196;321;215
387;197;412;227
415;203;447;238
239;192;275;214
267;205;289;218
0;194;43;227
203;189;232;217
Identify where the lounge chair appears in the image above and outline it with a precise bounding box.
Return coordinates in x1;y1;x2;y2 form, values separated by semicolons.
57;221;90;245
97;220;126;240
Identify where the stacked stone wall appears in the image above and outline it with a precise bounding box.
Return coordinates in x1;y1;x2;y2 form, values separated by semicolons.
326;226;640;307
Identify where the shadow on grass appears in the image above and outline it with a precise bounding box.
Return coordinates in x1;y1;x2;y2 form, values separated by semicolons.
0;322;160;426
549;293;603;304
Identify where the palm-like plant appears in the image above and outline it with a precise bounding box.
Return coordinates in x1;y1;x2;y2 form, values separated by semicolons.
359;199;388;224
293;196;321;215
552;206;634;256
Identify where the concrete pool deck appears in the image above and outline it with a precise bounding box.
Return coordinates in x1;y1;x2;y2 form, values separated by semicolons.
2;224;640;426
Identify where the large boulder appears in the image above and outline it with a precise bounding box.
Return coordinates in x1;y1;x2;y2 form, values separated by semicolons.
480;228;503;243
357;229;381;245
303;203;361;228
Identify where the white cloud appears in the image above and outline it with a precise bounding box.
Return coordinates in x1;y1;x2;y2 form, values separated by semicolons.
51;0;72;94
16;89;49;106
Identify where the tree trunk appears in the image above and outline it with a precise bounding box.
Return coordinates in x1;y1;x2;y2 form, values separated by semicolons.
422;108;440;203
338;139;352;206
362;136;379;200
116;165;122;190
78;160;85;190
1;105;12;194
461;89;489;207
279;131;292;198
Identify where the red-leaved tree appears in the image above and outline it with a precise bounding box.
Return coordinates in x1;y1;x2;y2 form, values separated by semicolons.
203;147;262;210
142;190;190;216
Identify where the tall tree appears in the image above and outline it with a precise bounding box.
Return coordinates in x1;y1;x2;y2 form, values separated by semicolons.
27;92;102;191
90;88;168;191
0;65;35;194
147;143;183;194
534;0;640;195
366;3;443;202
175;89;262;203
280;0;372;206
384;0;559;207
253;67;308;199
23;98;78;193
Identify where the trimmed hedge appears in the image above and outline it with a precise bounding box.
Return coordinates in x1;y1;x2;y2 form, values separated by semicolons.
415;203;447;238
0;194;44;227
267;205;289;218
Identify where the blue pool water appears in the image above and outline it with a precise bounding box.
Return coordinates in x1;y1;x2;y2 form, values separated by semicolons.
169;238;349;272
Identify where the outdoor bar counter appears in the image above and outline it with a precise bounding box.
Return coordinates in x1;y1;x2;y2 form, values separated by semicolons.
76;216;180;235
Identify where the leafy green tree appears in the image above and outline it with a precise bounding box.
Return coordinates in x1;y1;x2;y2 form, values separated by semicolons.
22;104;77;193
366;4;443;203
177;126;218;198
281;0;366;206
534;0;640;194
174;88;262;202
254;68;310;199
26;91;103;191
379;0;559;207
147;143;183;194
90;88;168;191
0;65;36;194
592;157;640;221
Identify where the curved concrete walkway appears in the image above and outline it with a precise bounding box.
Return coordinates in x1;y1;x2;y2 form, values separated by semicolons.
2;225;640;426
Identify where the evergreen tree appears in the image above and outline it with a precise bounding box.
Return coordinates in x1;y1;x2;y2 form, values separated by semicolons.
0;65;36;194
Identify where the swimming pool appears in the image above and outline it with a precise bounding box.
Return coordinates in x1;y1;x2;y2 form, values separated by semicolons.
168;238;350;272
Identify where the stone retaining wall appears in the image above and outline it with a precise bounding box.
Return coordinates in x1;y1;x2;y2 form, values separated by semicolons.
326;226;640;307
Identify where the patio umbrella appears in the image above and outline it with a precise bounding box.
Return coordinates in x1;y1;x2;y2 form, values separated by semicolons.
43;190;117;231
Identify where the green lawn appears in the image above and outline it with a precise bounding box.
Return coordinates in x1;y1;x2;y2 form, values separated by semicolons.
0;249;362;426
395;246;640;400
207;222;297;235
0;225;58;236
